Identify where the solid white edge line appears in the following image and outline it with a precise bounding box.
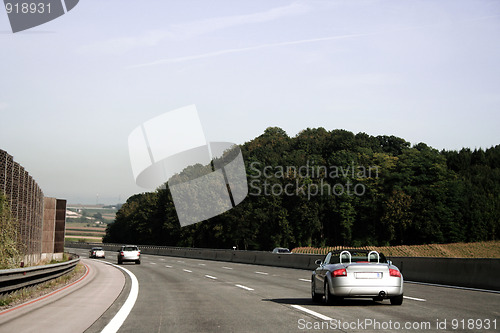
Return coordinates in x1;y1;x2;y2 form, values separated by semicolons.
235;284;254;291
291;305;333;321
403;296;426;302
100;263;139;333
405;281;500;294
205;275;217;280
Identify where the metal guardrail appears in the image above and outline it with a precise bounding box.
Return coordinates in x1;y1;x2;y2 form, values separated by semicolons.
0;254;80;294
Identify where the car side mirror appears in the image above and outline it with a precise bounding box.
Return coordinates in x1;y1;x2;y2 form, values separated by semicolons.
387;260;392;266
315;259;322;265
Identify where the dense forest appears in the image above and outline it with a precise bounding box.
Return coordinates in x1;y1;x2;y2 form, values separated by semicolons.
104;127;500;250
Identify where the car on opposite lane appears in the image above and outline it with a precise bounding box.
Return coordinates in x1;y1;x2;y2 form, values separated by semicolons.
311;249;404;305
117;245;141;265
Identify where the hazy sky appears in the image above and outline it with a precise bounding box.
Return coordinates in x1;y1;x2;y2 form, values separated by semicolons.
1;0;499;204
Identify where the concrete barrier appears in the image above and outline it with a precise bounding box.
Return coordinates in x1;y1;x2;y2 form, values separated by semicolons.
65;242;499;291
389;257;500;291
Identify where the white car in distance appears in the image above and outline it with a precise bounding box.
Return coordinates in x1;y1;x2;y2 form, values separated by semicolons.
117;245;141;265
89;247;105;259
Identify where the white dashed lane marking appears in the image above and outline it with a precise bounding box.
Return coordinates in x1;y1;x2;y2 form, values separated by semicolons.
255;271;268;275
291;305;333;321
165;265;172;268
222;267;233;270
299;278;310;282
205;275;217;280
404;296;426;302
235;284;254;291
183;269;192;273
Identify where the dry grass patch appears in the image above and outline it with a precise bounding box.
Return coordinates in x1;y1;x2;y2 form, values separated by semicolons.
292;241;500;258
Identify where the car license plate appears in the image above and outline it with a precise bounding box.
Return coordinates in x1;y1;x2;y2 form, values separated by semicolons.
356;272;382;279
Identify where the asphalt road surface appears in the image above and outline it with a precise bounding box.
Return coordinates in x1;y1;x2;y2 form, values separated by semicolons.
63;248;500;333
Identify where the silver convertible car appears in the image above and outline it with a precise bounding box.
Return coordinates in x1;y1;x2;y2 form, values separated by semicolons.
311;250;403;305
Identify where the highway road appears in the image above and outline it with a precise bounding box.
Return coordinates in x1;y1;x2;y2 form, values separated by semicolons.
64;248;499;333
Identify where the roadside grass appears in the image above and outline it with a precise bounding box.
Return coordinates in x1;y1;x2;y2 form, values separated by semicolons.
0;263;85;309
65;237;102;243
39;253;71;266
292;240;500;258
65;231;106;237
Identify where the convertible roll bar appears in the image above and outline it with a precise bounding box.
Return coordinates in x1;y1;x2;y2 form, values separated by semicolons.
339;250;351;264
368;250;380;263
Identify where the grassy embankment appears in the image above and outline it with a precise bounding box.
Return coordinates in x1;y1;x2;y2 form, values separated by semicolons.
292;241;500;258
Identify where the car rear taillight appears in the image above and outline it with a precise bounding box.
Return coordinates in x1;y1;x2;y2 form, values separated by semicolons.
389;269;401;277
120;252;124;256
138;250;140;255
332;268;347;277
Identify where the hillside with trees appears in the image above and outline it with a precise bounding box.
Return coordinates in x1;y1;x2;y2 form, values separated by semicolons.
104;127;499;250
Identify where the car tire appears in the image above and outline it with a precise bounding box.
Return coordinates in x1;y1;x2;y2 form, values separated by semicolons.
311;278;322;303
390;294;403;305
136;260;141;265
324;281;333;305
324;281;342;305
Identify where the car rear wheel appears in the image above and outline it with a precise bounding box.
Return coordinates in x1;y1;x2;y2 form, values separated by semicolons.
311;278;322;303
390;294;403;305
324;281;342;305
